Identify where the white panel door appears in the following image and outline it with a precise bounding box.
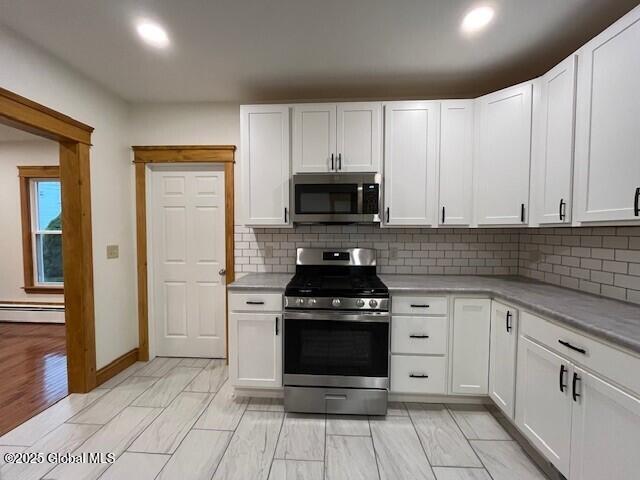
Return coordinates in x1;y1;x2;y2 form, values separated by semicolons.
152;165;226;358
450;298;490;395
439;100;474;225
336;102;381;172
229;312;282;388
569;366;640;480
536;55;577;224
241;105;290;226
293;103;337;173
515;336;572;476
383;101;439;226
489;301;518;419
475;82;532;225
574;8;640;222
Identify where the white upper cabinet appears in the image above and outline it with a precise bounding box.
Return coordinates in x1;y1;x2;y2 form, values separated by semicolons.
383;101;440;226
336;102;382;172
475;82;533;226
292;103;336;173
240;105;291;226
574;7;640;223
439;100;474;225
534;55;577;225
292;102;381;173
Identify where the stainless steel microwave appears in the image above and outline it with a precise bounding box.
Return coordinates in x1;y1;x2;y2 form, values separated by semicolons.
292;173;381;224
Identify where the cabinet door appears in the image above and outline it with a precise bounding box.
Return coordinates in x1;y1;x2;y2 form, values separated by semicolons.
515;336;572;477
383;101;439;226
450;298;490;395
229;312;282;388
439;100;474;225
536;55;577;224
475;83;532;225
336;102;381;172
489;301;518;418
574;9;640;223
241;105;290;226
292;104;336;173
570;366;640;480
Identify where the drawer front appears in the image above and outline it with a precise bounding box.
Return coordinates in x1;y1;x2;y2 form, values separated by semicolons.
520;311;640;396
391;316;448;355
390;355;447;394
229;292;283;312
392;296;448;315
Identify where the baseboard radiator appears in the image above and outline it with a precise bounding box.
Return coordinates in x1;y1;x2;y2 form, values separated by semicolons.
0;303;65;324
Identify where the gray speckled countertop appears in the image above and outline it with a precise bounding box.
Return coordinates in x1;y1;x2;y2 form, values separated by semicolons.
381;275;640;355
228;273;640;355
228;273;293;291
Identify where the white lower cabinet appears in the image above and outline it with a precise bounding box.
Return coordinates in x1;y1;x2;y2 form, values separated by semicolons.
569;366;640;480
489;301;518;418
450;298;491;395
516;336;573;477
229;292;282;388
517;311;640;479
390;355;447;394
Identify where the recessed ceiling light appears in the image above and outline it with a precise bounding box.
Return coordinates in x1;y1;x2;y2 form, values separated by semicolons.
136;20;170;48
461;5;495;34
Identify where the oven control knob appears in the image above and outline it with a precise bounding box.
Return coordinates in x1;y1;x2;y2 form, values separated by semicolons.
369;299;378;308
356;299;365;307
308;298;317;306
332;298;341;307
297;298;305;306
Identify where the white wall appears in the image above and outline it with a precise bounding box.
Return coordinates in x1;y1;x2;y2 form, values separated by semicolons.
0;25;137;368
0;139;63;304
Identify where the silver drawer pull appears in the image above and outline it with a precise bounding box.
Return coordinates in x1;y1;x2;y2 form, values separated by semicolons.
324;394;347;401
409;334;429;339
409;373;429;379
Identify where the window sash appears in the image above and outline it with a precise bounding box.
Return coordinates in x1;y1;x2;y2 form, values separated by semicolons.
30;179;63;286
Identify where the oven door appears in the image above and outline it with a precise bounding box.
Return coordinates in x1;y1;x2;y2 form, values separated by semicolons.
283;311;389;390
292;173;379;223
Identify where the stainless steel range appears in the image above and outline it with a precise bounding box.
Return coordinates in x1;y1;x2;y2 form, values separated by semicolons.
283;248;389;415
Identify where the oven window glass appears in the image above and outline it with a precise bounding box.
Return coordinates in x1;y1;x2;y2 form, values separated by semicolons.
284;319;388;377
295;184;358;214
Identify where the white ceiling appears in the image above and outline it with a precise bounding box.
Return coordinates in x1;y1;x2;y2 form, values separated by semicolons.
0;0;638;102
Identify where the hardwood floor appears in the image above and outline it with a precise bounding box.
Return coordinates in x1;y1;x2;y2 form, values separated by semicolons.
0;322;67;436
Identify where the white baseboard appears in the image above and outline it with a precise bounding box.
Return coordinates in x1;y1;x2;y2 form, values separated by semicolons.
0;307;65;324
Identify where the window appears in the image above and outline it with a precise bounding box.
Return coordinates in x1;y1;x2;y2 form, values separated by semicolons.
18;166;64;294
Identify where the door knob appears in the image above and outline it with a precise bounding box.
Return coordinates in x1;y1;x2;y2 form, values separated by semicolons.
219;268;226;276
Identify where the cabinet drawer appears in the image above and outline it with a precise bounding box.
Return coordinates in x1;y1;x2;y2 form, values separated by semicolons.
520;311;640;396
392;296;448;315
391;316;448;355
229;292;283;312
390;355;447;394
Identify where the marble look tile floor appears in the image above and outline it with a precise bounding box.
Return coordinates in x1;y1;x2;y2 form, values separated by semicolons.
0;358;551;480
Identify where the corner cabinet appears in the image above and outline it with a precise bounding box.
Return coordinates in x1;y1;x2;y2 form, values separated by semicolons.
573;8;640;223
533;55;577;225
383;101;440;226
240;105;291;226
229;292;283;388
439;100;474;226
292;102;381;173
474;82;532;226
489;300;518;418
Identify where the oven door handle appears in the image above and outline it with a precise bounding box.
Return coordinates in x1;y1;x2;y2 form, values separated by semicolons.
283;311;390;323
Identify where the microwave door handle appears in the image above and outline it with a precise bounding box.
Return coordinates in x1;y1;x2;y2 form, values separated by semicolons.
357;184;364;216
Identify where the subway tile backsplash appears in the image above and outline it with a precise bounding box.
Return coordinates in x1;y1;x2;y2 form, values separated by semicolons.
235;224;640;305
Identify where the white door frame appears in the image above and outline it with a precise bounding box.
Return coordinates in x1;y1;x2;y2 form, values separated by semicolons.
145;162;227;360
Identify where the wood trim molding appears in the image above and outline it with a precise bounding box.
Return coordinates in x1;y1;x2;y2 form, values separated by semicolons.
0;300;65;306
18;165;63;296
0;87;93;145
133;146;236;361
1;87;96;393
96;348;139;386
132;145;236;164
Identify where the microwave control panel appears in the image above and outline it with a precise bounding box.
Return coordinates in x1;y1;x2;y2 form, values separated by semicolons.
362;184;380;214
